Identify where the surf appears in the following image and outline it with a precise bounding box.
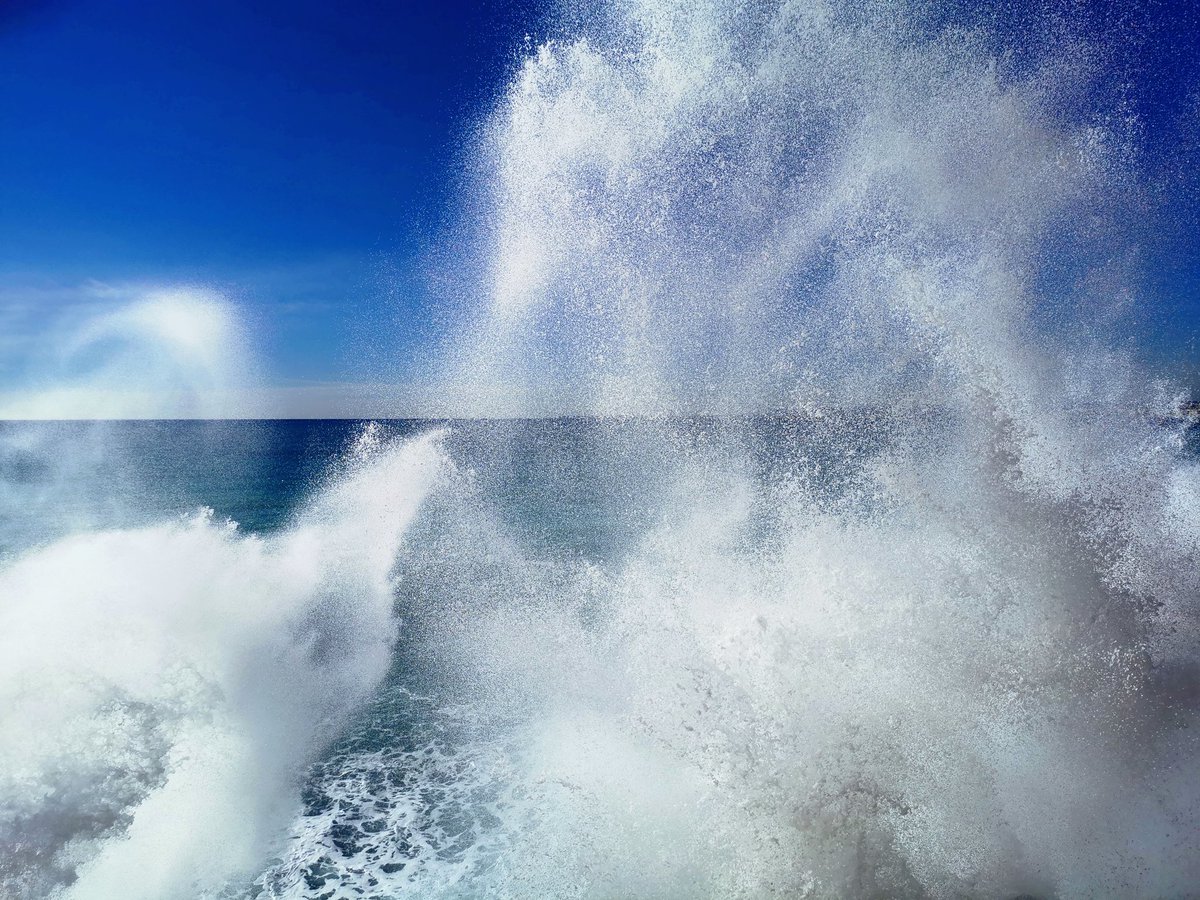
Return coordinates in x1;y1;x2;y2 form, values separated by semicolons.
0;427;447;899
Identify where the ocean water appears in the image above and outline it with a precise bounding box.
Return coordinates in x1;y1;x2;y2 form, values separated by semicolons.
0;415;902;898
5;0;1200;896
2;414;1198;899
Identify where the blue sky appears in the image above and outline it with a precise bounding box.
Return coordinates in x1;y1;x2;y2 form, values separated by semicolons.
0;0;1197;416
0;0;542;414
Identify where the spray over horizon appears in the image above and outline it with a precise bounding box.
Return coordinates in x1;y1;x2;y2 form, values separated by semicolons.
2;0;1199;898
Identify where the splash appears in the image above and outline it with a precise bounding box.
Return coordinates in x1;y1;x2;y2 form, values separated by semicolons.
447;0;1134;420
251;413;1199;897
380;0;1200;896
0;428;447;899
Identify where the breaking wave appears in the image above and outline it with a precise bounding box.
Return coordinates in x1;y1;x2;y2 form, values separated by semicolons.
0;428;446;899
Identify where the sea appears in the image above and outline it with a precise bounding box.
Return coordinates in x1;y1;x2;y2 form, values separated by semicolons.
2;416;1199;898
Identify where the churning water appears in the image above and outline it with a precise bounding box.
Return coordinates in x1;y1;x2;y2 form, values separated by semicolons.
3;1;1199;897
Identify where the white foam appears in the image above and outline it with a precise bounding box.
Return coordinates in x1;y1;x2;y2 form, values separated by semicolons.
0;428;447;899
268;424;1198;896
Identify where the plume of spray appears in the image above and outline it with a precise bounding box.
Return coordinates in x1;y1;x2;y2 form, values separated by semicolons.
0;286;256;420
447;0;1136;419
379;0;1200;896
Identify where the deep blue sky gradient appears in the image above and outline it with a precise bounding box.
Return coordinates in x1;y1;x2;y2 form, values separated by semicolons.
0;0;543;389
1;0;1197;405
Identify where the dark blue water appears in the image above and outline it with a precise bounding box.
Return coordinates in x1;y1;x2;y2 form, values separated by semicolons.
0;414;911;562
0;420;392;553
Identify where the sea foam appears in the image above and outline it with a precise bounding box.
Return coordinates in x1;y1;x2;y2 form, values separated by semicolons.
0;428;446;899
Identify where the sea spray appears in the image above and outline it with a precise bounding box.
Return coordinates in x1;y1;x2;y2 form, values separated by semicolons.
0;427;447;899
243;411;1198;897
446;0;1131;420
319;0;1200;895
0;288;256;420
